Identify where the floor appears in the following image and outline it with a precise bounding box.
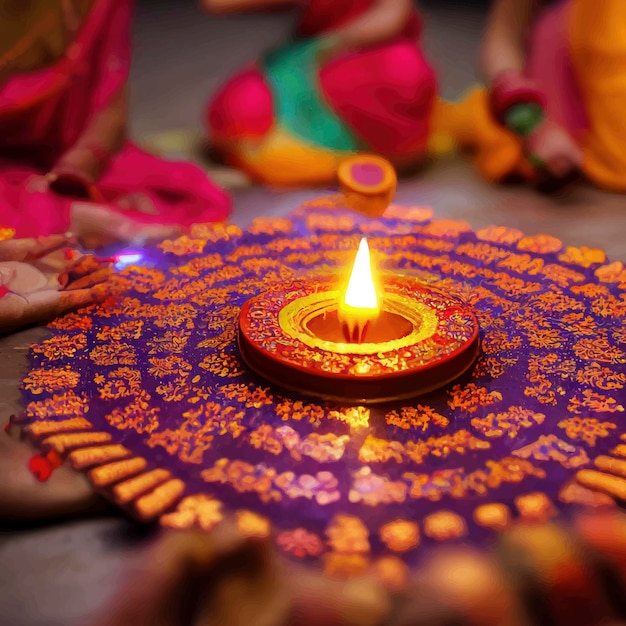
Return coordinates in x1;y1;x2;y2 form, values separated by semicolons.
1;2;625;625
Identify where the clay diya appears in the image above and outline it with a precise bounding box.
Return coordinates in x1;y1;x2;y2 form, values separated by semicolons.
238;236;480;404
338;154;397;218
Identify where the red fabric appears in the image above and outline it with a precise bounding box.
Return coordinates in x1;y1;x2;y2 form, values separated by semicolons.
302;0;434;157
0;0;230;239
320;41;436;157
98;143;232;228
208;64;275;142
0;165;71;237
0;0;133;166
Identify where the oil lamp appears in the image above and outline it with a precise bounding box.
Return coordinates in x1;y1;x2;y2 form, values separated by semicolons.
238;155;480;403
238;235;481;404
338;154;397;218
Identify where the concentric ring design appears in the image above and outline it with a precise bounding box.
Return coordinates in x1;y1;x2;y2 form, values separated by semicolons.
15;204;626;585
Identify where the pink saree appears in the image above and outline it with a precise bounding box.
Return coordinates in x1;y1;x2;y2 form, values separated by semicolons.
0;0;231;240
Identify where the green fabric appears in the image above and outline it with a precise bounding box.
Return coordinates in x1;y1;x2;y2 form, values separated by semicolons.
262;39;361;152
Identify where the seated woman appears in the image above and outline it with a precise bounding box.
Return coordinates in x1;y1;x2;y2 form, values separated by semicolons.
0;0;231;245
433;0;626;192
203;0;437;186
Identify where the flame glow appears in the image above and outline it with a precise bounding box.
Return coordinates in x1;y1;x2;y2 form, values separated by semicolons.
114;253;143;270
342;237;379;311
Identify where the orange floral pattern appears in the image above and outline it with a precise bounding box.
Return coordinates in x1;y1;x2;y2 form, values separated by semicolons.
277;528;324;558
16;206;625;579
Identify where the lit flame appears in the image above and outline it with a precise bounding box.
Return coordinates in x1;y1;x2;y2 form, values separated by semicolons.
342;237;379;311
338;237;381;342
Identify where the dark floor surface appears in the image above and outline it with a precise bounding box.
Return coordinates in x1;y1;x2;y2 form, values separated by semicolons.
1;2;625;625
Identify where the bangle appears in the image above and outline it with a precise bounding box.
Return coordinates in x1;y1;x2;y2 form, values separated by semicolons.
490;70;547;125
504;102;545;138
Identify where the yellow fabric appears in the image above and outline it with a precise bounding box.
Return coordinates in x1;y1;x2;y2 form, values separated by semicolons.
428;91;529;182
569;0;626;191
225;126;353;187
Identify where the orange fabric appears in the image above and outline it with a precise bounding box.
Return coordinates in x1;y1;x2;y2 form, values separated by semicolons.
429;91;533;182
569;0;626;191
228;126;350;187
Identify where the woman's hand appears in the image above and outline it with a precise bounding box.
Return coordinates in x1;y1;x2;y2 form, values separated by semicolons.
526;118;584;179
480;0;541;83
0;235;114;334
47;145;109;200
47;84;127;200
70;201;179;250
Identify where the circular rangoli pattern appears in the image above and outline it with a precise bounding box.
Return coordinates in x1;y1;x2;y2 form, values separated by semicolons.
16;202;626;585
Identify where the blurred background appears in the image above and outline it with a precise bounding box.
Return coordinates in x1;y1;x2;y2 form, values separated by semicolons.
130;0;488;138
129;0;626;261
0;4;625;626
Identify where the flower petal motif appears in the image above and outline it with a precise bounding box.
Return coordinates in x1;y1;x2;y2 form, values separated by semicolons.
596;261;626;284
558;246;606;268
277;528;324;558
517;233;563;254
476;225;523;245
